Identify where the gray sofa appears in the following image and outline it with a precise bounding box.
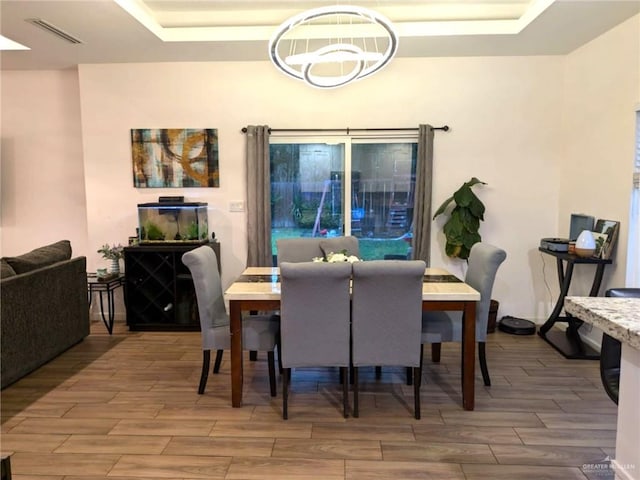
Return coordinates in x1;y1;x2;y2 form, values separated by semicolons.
1;240;90;389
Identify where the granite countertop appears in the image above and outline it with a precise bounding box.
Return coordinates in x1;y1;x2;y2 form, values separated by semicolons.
565;296;640;350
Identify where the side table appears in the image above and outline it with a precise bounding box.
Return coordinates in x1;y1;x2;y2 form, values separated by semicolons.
87;273;126;334
538;247;612;359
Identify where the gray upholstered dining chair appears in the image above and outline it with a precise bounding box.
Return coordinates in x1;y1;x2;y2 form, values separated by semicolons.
351;260;426;419
182;246;279;396
421;242;506;386
275;235;359;374
600;288;640;404
276;236;359;264
279;261;352;419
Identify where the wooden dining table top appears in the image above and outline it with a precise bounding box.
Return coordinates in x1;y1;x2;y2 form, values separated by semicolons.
224;266;480;302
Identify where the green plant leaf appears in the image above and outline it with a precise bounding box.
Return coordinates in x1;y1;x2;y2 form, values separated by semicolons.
443;213;464;242
432;195;455;219
466;177;486;188
453;185;474;207
456;208;480;231
462;231;482;249
467;191;485;220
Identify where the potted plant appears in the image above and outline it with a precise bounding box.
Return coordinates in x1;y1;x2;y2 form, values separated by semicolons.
433;178;499;332
97;243;124;274
432;177;487;260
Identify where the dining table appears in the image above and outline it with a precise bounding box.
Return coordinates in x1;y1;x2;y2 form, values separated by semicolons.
224;266;481;410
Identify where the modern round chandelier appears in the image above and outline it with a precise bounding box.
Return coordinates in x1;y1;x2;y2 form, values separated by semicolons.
268;5;398;89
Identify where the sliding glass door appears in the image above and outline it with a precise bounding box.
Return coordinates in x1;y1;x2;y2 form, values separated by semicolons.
270;135;417;260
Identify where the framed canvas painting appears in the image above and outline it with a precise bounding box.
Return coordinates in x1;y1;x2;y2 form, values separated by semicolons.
131;129;219;188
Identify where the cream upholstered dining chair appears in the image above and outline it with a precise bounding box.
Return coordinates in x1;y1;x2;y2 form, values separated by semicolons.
351;260;426;419
421;242;506;386
182;246;279;396
279;261;352;419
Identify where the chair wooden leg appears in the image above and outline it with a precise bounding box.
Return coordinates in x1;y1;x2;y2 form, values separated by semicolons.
341;366;349;418
479;342;491;386
405;367;413;385
213;349;224;373
375;366;382;379
283;368;290;420
353;367;359;418
268;351;277;397
431;343;442;362
413;367;421;419
198;350;211;394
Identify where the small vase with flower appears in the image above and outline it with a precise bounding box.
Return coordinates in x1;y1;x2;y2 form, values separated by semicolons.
97;243;124;275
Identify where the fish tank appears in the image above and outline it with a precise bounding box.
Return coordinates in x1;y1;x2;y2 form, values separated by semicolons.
137;202;208;244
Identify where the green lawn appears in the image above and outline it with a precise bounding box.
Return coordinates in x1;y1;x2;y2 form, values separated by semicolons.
272;228;411;261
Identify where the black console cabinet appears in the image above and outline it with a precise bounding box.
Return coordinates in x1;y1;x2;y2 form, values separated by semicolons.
124;242;220;331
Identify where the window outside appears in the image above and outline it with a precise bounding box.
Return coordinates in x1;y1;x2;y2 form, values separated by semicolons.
270;136;417;261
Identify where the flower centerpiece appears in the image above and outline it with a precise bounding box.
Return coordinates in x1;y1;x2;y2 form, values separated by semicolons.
97;243;124;274
313;249;361;263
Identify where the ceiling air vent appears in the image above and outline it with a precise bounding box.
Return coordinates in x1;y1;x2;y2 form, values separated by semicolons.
26;18;83;44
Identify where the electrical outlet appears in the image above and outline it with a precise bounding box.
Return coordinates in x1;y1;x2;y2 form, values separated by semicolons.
229;201;245;212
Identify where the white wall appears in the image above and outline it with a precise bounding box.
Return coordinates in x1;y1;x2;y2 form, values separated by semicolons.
75;56;563;320
560;14;640;346
561;14;639;289
1;69;88;257
2;14;638;322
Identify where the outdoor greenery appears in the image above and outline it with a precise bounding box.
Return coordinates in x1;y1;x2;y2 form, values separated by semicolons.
271;229;410;261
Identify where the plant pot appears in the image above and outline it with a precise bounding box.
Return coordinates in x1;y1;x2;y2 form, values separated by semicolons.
109;258;120;275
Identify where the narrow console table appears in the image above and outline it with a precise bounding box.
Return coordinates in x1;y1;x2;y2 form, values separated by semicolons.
538;247;612;359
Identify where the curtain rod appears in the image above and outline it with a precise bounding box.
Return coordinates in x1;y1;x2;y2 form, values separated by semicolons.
241;126;449;134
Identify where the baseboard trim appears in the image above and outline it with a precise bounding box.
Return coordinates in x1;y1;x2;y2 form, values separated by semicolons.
90;312;126;322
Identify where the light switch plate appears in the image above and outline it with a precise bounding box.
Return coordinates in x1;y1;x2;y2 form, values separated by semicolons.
229;201;245;212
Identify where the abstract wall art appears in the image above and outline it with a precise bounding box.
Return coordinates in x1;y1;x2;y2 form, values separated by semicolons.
131;128;219;188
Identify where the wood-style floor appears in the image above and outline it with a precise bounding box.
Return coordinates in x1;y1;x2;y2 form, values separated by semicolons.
1;319;617;479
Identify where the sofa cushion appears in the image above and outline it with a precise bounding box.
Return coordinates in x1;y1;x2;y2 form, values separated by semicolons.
0;258;16;279
319;236;360;259
4;240;72;274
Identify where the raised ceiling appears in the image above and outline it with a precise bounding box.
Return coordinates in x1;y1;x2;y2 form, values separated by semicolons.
0;0;638;71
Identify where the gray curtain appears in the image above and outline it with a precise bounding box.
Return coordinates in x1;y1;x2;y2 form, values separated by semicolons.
411;124;434;264
245;125;272;267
